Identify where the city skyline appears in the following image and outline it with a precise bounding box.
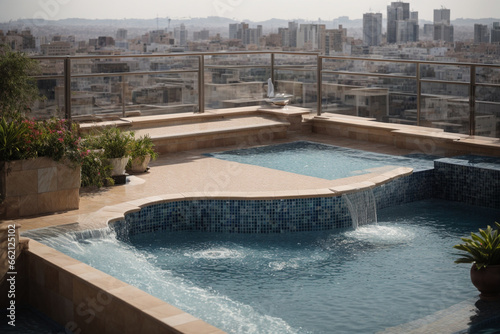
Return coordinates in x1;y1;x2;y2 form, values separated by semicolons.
1;0;499;23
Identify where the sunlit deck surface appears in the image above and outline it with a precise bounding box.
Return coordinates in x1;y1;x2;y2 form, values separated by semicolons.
12;130;414;232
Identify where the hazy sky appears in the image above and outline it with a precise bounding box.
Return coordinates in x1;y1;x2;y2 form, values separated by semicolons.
1;0;499;23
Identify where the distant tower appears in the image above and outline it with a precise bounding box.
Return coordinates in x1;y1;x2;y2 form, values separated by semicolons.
116;28;127;41
474;24;489;43
387;1;410;44
433;8;453;42
288;21;298;47
492;22;500;43
179;24;187;46
363;12;382;47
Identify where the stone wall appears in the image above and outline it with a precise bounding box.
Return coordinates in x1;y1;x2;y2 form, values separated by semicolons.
0;158;80;219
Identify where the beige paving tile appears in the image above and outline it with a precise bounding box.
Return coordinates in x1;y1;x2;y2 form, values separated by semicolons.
16;132;421;232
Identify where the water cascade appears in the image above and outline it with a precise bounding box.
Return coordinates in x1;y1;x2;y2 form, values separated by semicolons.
342;189;378;229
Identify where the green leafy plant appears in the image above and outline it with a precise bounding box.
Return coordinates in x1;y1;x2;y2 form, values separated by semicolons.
0;44;42;119
0;117;85;165
80;149;114;188
0;117;31;161
88;127;134;159
454;222;500;270
129;134;158;163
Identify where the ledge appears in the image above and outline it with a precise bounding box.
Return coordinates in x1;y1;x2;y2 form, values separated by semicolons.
311;114;500;157
26;240;225;334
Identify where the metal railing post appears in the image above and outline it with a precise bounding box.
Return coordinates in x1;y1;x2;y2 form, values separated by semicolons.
317;55;322;116
416;62;421;127
121;75;126;118
64;57;71;122
198;55;205;113
271;53;275;85
469;65;476;136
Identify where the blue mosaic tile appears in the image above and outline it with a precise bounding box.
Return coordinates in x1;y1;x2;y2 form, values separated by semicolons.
109;154;500;238
434;158;500;209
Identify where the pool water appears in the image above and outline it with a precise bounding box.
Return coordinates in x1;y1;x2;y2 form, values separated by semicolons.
205;141;436;180
35;199;500;334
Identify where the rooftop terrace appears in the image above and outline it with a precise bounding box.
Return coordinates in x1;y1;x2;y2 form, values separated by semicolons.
1;52;500;333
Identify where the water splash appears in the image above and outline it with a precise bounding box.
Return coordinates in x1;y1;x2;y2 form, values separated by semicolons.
188;248;245;259
345;224;416;244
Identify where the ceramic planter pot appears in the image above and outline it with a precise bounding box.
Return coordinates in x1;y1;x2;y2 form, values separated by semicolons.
470;264;500;300
108;157;130;176
128;155;151;173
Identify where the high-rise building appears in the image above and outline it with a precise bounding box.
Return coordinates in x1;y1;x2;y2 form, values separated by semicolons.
228;22;261;45
325;25;347;54
474;24;489;43
492;22;500;43
387;2;418;44
423;24;434;39
174;24;188;46
116;29;127;41
297;24;326;51
97;36;115;48
229;22;249;40
387;1;409;44
288;22;298;48
229;23;240;39
433;8;450;25
433;8;453;42
434;24;454;43
193;29;209;41
363;13;382;47
243;25;262;45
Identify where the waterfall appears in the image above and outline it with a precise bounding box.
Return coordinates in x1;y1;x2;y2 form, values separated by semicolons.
22;225;114;246
342;189;378;229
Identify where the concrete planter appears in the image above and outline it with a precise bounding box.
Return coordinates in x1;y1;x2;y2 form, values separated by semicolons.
128;155;151;173
108;157;130;176
0;157;81;219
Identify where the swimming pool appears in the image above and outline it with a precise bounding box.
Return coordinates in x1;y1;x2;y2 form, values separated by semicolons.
205;141;436;180
30;199;500;334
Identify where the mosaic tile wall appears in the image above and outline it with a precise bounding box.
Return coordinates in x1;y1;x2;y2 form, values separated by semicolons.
374;169;435;210
112;197;354;238
434;157;500;209
111;169;437;237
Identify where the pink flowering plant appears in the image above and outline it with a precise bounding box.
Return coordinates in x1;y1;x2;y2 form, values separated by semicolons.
0;117;87;165
0;116;115;188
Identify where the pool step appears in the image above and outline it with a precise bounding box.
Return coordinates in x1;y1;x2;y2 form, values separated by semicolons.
132;114;290;154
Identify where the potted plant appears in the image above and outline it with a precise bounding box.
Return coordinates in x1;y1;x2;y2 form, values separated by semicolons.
127;134;158;173
454;222;500;300
0;46;90;218
0;118;85;218
92;127;133;176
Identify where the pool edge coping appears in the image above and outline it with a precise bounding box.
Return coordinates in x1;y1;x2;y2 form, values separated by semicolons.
75;166;413;231
25;239;226;334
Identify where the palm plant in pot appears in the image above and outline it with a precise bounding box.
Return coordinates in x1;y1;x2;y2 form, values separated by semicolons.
454;222;500;300
127;134;158;173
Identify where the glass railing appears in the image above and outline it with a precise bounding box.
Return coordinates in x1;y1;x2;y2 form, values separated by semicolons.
320;56;500;137
31;52;500;138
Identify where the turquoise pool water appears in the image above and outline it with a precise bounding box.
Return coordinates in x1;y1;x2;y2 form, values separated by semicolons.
205;141;436;179
32;199;500;334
